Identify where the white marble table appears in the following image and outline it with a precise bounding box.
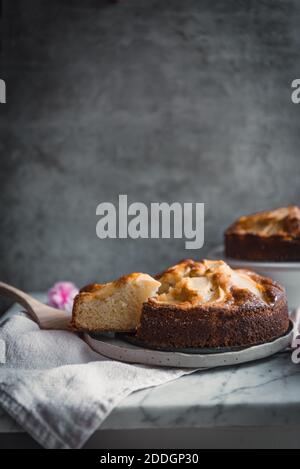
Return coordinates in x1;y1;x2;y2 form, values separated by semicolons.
1;295;300;448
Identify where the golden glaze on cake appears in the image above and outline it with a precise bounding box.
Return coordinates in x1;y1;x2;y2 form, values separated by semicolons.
225;206;300;261
136;259;289;348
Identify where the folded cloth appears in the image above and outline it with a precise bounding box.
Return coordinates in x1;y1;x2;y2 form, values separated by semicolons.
0;312;198;449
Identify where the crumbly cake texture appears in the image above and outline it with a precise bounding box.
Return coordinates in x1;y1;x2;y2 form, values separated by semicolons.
136;259;289;348
72;273;160;332
225;206;300;261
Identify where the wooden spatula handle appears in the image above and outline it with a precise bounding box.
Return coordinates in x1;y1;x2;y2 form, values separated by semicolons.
0;281;71;330
0;281;44;323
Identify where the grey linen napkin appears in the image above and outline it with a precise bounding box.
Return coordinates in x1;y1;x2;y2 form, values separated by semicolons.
0;312;195;449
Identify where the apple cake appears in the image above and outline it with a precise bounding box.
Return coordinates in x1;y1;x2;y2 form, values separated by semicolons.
225;206;300;261
72;273;160;332
136;259;289;348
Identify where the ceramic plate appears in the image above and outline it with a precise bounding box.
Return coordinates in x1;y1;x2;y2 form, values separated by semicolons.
84;321;293;368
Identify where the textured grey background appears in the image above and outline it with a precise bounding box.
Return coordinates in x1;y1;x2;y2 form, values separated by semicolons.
1;0;300;301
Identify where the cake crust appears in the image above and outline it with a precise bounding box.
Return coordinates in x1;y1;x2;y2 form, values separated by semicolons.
225;206;300;261
136;259;289;349
137;294;288;349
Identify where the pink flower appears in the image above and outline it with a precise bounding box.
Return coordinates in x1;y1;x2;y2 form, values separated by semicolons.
47;281;79;313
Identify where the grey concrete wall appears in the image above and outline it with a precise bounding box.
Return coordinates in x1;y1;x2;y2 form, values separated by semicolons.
1;0;300;296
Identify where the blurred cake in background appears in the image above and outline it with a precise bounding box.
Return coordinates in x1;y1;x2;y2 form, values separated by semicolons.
225;206;300;261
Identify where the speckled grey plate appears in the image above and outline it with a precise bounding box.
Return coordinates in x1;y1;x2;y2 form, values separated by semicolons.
84;321;294;368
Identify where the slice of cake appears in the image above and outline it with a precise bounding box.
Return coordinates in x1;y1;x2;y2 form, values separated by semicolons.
225;206;300;261
136;259;289;348
72;273;160;332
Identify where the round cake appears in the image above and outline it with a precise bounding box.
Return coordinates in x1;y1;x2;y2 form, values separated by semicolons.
225;206;300;261
136;259;289;349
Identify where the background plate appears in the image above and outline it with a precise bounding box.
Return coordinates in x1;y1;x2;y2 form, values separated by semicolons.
208;245;300;270
84;321;294;368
